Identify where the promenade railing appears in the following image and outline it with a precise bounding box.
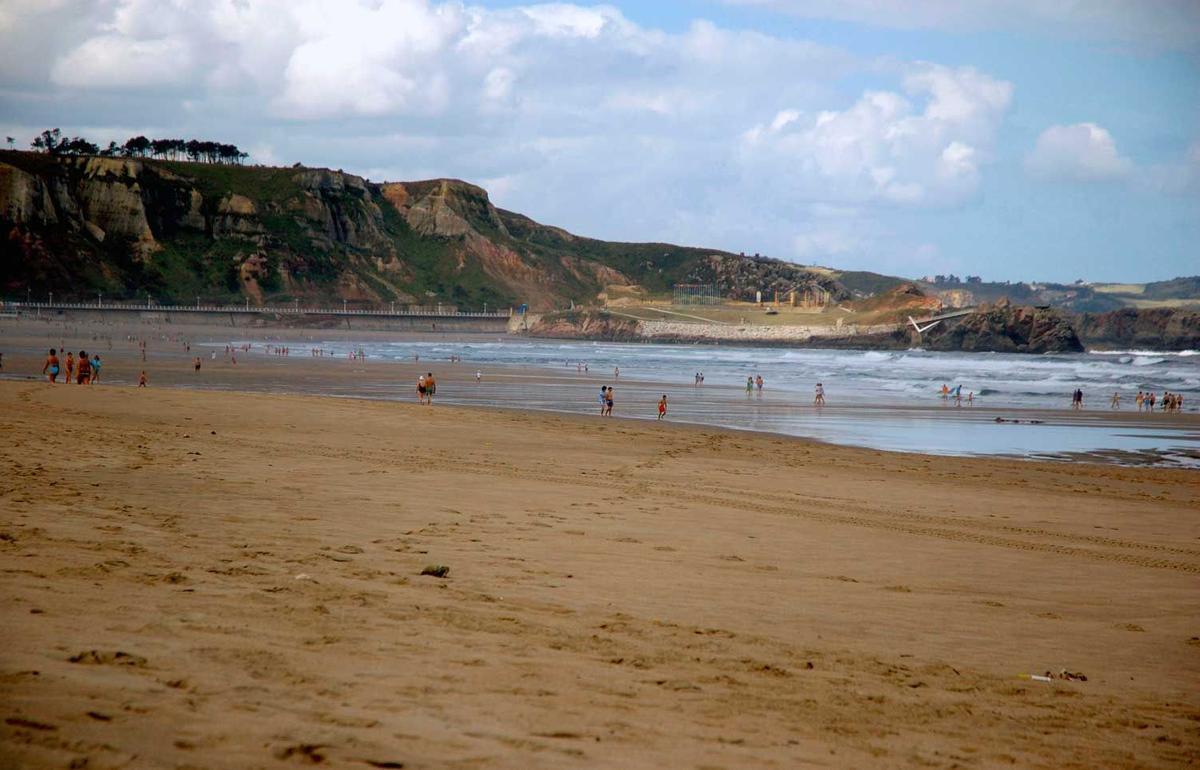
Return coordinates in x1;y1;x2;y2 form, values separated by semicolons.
1;300;512;319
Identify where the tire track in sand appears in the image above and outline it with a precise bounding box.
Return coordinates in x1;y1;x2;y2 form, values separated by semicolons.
238;438;1200;575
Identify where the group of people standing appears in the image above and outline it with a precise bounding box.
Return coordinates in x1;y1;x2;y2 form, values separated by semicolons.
42;348;101;384
1131;390;1183;412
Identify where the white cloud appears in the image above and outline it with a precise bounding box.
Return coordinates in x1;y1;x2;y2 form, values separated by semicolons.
0;0;1072;276
740;64;1012;205
1024;123;1133;182
721;0;1200;50
52;34;195;89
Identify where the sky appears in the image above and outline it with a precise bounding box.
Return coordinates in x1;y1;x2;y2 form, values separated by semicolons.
0;0;1197;283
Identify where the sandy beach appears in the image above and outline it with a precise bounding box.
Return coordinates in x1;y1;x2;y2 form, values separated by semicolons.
2;350;1199;768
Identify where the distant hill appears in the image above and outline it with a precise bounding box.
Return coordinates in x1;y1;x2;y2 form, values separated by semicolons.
915;277;1200;313
3;150;1196;315
0;151;844;311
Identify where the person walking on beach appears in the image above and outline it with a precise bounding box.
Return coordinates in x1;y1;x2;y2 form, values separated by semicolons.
954;385;963;407
746;376;754;395
613;366;619;380
42;348;60;383
940;383;949;400
756;375;764;393
90;354;102;384
1071;388;1083;410
1135;391;1144;411
814;382;825;406
426;372;436;403
604;386;614;417
138;370;148;387
598;386;607;416
967;391;974;405
476;370;482;383
1111;391;1121;409
1148;391;1157;411
76;351;91;385
658;394;667;420
194;357;202;372
417;373;428;404
63;351;75;384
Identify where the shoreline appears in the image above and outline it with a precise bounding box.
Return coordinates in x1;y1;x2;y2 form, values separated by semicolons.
2;317;1197;467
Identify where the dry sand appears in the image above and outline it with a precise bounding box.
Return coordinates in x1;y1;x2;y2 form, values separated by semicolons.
1;376;1198;769
2;318;1199;768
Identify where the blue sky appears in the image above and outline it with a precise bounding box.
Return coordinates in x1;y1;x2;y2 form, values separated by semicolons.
1;0;1197;282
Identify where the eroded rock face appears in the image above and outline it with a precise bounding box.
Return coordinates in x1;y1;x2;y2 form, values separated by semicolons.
0;163;57;227
683;254;849;303
383;179;513;239
527;311;642;341
214;194;263;238
1077;308;1200;350
926;301;1084;353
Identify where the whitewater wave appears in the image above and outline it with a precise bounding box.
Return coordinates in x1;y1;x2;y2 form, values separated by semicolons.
1090;349;1198;357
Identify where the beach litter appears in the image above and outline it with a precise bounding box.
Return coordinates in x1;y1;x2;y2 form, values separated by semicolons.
1021;669;1088;683
421;565;451;578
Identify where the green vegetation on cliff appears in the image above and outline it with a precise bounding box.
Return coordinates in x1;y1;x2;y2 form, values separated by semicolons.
1;151;845;310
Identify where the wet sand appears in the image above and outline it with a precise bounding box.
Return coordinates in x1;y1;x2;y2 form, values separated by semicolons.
2;357;1200;767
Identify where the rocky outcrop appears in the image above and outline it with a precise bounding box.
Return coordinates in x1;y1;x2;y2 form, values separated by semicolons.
527;311;642;341
681;254;849;303
1077;308;1200;350
924;300;1084;353
849;282;941;323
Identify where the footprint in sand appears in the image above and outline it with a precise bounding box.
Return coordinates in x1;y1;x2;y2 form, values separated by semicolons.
68;650;147;667
274;744;326;763
4;716;57;731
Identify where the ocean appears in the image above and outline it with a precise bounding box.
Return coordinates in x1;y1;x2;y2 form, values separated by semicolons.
249;338;1200;466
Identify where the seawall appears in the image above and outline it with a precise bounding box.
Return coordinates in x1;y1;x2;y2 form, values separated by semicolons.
10;307;511;334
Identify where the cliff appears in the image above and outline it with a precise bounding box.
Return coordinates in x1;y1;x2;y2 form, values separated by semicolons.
0;151;844;310
1076;308;1200;350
